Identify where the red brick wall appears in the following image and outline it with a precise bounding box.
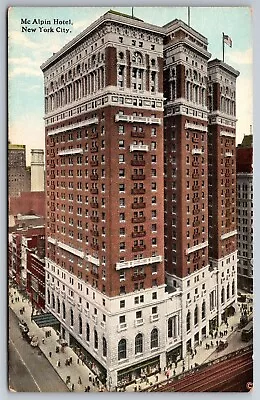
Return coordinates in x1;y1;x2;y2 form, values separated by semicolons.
9;191;45;217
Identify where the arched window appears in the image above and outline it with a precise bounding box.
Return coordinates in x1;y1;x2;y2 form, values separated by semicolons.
79;315;82;335
86;323;90;342
102;337;107;357
227;283;230;300
221;288;225;304
151;328;159;349
52;294;55;309
47;289;50;304
135;333;143;354
62;302;66;319
232;280;235;296
70;309;74;326
57;298;60;314
201;301;206;320
194;305;198;326
94;329;98;349
118;339;126;360
186;311;191;332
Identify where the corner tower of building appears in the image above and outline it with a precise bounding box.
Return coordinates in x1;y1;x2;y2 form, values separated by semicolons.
163;19;211;356
208;59;240;325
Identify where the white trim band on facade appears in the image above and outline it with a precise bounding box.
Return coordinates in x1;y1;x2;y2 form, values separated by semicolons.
47;237;57;245
184;122;208;132
186;241;208;255
130;144;149;152
116;255;163;270
47;117;99;136
57;241;84;258
86;254;100;266
220;130;236;138
192;148;203;155
221;230;237;241
115;114;161;125
58;148;84;156
225;152;233;157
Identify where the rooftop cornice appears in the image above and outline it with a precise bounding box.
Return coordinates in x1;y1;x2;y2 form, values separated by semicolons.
41;11;165;72
208;58;240;78
163;19;208;45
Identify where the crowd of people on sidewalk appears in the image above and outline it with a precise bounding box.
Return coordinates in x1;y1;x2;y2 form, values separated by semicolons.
9;283;247;392
9;285;105;392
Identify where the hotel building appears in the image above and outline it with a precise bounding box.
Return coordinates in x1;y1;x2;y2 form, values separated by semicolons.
41;10;239;389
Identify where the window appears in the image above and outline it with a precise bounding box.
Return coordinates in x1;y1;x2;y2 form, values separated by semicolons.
152;306;157;314
118;339;127;360
194;305;198;325
102;337;107;357
135;333;143;354
151;328;158;349
120;300;125;308
94;329;98;349
119;315;125;324
136;311;142;319
70;309;74;326
62;302;66;319
152;292;157;300
186;311;190;332
86;323;90;342
79;315;82;335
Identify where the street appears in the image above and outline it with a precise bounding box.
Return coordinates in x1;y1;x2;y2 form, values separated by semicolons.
8;308;69;392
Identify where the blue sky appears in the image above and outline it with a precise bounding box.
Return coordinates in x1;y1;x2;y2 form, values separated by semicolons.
8;6;252;164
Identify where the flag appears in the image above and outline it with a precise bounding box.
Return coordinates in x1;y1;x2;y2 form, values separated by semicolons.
224;34;232;48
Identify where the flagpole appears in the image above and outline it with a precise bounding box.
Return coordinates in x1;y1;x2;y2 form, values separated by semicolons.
222;32;225;62
188;7;190;26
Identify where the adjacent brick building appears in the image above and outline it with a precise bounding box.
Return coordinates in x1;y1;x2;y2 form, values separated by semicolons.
236;134;253;292
9;226;45;310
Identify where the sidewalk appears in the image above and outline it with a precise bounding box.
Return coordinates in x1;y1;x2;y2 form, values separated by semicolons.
9;285;252;392
125;305;252;392
9;286;105;392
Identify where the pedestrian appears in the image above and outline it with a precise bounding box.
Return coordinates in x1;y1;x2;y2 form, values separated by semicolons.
49;351;52;358
89;373;92;382
66;375;71;384
173;369;176;376
216;340;219;346
17;297;20;302
214;332;217;339
69;356;72;364
78;376;82;385
231;326;233;331
138;385;141;391
87;385;90;392
71;383;75;391
211;340;213;347
134;386;137;392
56;360;60;367
85;386;88;392
194;349;197;355
77;358;80;364
182;365;185;372
41;338;45;345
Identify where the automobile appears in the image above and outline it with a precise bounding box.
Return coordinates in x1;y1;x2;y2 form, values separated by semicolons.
19;321;29;333
216;340;228;352
30;335;39;347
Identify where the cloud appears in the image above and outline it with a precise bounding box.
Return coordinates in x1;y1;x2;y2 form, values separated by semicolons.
9;114;45;165
8;30;39;49
236;76;253;143
226;48;253;66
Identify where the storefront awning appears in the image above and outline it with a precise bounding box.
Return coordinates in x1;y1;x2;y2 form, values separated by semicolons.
32;312;60;328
